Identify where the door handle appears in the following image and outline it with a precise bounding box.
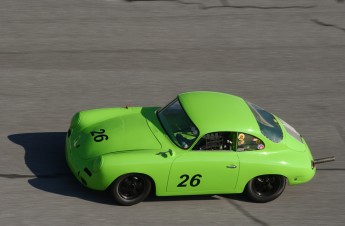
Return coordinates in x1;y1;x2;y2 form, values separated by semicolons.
226;165;237;169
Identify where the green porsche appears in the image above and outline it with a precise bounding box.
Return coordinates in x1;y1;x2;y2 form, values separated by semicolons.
66;91;316;205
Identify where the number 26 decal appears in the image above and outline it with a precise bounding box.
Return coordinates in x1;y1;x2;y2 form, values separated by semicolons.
177;174;202;187
90;129;109;142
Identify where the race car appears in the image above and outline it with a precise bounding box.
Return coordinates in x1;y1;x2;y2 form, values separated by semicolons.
66;91;320;205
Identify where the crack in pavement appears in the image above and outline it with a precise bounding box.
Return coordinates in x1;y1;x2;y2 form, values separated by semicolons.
202;5;315;10
220;197;269;226
176;0;316;10
311;19;345;33
0;173;69;179
5;44;345;56
126;0;316;10
200;1;316;10
0;49;171;55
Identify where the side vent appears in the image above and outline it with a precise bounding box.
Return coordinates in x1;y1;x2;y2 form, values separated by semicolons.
84;168;92;177
80;177;87;186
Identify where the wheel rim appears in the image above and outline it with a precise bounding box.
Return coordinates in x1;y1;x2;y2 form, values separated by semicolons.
252;175;283;197
118;175;145;200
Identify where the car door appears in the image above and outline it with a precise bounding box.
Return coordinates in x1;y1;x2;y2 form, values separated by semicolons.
166;132;239;194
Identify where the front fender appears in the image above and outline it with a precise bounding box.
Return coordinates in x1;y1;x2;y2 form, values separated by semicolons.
100;150;174;194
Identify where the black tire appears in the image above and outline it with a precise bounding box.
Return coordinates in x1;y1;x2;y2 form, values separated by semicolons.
245;175;286;203
110;174;151;206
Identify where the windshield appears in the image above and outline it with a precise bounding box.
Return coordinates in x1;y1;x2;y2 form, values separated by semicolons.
157;98;199;149
247;102;283;143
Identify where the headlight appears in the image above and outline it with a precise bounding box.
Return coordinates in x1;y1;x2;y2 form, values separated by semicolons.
280;119;303;143
70;112;81;129
73;136;80;148
92;156;103;172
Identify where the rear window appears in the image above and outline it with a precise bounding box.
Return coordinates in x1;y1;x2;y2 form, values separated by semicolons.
247;102;283;143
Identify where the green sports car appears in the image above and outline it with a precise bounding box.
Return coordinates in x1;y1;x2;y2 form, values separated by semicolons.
66;91;316;205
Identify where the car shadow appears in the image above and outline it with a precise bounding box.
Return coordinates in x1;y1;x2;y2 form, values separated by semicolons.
8;132;114;205
8;132;248;205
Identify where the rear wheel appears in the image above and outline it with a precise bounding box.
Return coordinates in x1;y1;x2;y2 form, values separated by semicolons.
245;175;286;203
110;174;151;206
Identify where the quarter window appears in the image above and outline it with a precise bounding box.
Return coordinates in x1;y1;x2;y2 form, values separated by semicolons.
237;133;265;151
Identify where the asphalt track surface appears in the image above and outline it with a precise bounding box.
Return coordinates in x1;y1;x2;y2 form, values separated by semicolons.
1;0;345;225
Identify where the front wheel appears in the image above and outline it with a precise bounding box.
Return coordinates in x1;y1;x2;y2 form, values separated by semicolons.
110;174;151;206
245;175;286;203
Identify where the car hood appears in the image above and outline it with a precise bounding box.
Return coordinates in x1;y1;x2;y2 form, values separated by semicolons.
76;111;162;159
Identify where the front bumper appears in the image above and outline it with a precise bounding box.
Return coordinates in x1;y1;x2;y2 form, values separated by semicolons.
65;130;107;191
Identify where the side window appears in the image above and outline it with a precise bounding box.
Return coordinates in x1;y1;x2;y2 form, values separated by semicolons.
193;132;235;151
237;133;265;151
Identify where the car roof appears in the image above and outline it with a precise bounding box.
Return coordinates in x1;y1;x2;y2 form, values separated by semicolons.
178;91;261;135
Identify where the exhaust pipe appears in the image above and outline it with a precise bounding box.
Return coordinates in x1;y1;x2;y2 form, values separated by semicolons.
314;156;335;164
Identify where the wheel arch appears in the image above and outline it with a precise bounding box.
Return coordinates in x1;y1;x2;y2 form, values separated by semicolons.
106;172;157;194
236;173;289;193
245;174;288;186
244;174;287;203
